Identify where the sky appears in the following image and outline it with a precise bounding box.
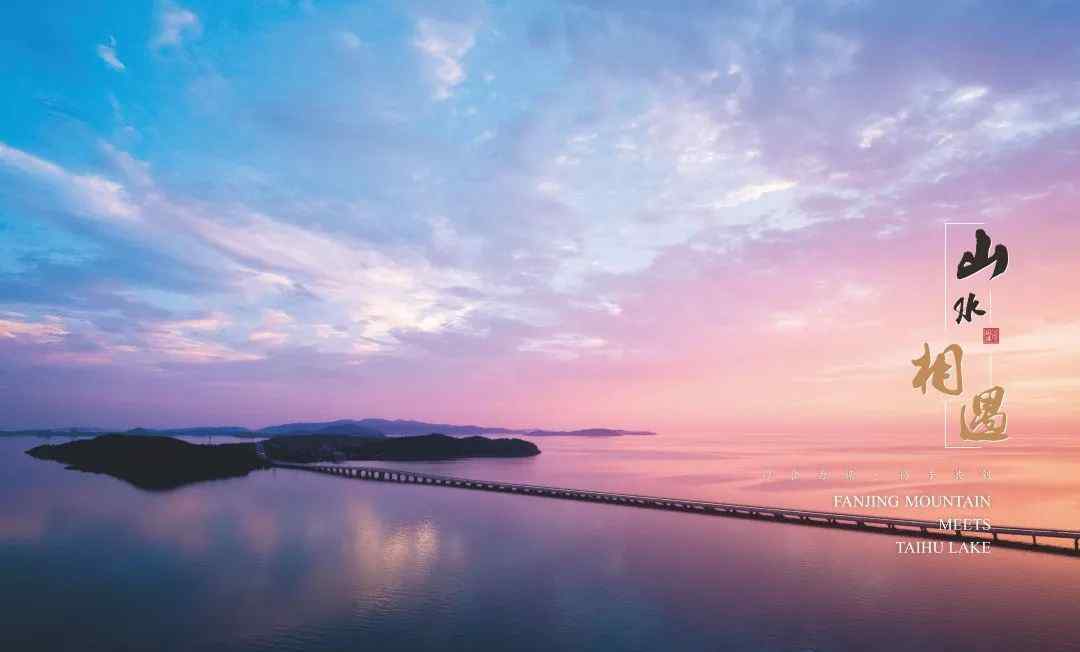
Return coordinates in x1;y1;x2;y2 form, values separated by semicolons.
1;0;1079;434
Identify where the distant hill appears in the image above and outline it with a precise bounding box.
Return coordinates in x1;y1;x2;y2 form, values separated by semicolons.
0;427;108;437
257;419;391;437
291;422;385;437
524;428;655;437
3;419;656;438
258;419;654;437
125;426;253;437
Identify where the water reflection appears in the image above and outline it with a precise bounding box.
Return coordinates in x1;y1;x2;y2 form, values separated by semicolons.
342;432;1080;528
4;435;1080;650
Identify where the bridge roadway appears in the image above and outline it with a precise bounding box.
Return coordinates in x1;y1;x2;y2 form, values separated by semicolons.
270;460;1080;555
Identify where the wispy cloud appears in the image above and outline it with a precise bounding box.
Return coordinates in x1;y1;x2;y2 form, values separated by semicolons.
335;30;363;51
153;2;201;50
712;181;798;208
518;333;612;361
413;18;476;100
147;315;260;363
5;2;1080;430
948;85;989;106
0;142;139;220
0;141;491;364
97;36;125;71
0;316;68;343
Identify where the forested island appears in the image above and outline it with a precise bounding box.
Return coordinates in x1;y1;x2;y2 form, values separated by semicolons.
26;435;267;490
26;432;540;490
265;433;539;463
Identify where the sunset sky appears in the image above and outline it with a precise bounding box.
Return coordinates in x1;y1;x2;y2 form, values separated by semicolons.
2;1;1079;434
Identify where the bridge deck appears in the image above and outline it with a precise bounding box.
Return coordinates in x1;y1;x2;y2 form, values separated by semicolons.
270;460;1080;555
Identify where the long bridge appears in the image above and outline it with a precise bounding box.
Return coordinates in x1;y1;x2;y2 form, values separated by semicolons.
265;454;1080;556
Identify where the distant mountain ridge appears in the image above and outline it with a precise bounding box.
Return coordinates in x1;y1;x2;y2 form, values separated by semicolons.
2;418;657;438
524;428;655;437
256;420;386;437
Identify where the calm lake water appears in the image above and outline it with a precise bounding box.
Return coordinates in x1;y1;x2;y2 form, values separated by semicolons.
3;433;1080;651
